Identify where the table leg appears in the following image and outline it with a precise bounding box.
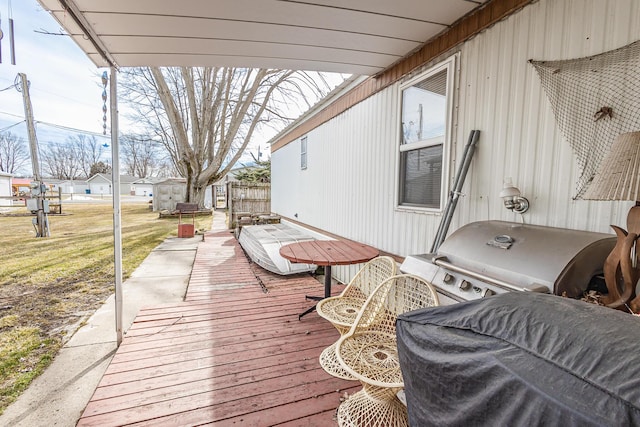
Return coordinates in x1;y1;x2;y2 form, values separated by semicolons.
299;265;333;320
324;265;332;298
298;304;317;320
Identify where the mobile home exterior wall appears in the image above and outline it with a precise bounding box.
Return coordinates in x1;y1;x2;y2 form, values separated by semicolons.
271;0;638;281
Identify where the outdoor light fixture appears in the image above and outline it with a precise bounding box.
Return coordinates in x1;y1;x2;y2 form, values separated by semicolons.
499;178;529;214
581;131;640;312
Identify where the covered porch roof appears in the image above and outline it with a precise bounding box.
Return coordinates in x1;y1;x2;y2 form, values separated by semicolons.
37;0;489;75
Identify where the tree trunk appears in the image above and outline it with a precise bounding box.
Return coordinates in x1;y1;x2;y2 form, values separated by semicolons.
189;178;208;208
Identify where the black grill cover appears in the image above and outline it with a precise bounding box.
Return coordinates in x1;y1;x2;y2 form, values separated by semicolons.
396;292;640;426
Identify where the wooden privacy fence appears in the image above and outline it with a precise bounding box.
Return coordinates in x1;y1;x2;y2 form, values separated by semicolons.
227;182;271;229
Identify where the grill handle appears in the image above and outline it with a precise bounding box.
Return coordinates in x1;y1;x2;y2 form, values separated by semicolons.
432;257;550;294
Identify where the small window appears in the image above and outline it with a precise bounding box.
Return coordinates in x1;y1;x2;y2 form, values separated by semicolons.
398;57;455;210
301;136;308;170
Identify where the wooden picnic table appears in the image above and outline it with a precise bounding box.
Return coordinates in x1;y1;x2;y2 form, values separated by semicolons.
280;239;379;319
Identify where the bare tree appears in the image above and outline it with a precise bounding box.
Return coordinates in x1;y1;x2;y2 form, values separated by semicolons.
120;134;159;178
155;158;178;178
41;135;108;179
41;143;82;180
0;131;30;174
72;134;106;178
120;67;340;206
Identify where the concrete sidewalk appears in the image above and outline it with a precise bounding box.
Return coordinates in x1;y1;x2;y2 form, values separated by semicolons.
0;212;226;427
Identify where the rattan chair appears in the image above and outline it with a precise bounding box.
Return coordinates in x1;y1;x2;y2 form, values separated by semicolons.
334;274;440;427
316;256;397;379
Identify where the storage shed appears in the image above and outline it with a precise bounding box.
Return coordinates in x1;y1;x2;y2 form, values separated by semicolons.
152;178;187;212
151;179;214;211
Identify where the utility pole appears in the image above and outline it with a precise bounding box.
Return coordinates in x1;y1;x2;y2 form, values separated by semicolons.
18;73;48;237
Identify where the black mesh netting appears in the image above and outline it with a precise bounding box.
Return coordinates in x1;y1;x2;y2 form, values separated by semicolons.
530;40;640;198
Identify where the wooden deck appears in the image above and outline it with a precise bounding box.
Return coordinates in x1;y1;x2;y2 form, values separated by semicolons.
77;229;358;426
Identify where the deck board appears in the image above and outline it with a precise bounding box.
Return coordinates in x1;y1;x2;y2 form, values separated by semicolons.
77;228;354;426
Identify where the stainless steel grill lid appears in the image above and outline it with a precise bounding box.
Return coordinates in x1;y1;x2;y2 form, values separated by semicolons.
436;221;616;296
400;221;616;302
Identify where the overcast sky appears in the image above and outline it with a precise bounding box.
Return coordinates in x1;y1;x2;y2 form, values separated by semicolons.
0;0;346;176
0;0;109;147
0;0;287;174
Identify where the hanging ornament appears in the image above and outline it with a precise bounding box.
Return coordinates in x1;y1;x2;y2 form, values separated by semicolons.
101;71;108;135
8;0;14;65
9;16;14;65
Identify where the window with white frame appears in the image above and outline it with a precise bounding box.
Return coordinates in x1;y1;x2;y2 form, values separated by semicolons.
398;57;455;210
301;136;308;170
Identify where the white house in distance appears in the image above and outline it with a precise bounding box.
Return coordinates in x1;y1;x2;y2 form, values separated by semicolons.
131;178;156;197
87;174;145;196
87;173;112;196
270;0;640;284
55;179;90;195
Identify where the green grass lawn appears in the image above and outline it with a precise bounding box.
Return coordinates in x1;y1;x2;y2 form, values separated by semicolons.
0;202;212;413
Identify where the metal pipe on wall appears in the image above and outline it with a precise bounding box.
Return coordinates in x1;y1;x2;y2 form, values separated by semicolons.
430;130;480;253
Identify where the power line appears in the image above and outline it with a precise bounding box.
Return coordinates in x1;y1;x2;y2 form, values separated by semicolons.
0;120;25;133
0;71;100;110
32;85;102;110
0;110;110;138
36;120;110;139
0;83;19;92
0;111;25;120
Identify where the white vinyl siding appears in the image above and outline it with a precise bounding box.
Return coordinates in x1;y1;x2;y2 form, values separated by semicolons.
272;0;638;284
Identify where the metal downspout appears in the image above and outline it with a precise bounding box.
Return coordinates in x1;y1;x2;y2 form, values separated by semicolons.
430;130;480;253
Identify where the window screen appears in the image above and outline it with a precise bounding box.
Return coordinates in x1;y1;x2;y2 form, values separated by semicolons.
398;59;453;209
399;145;443;208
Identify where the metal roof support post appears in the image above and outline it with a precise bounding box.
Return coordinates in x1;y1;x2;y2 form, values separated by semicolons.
109;67;123;346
